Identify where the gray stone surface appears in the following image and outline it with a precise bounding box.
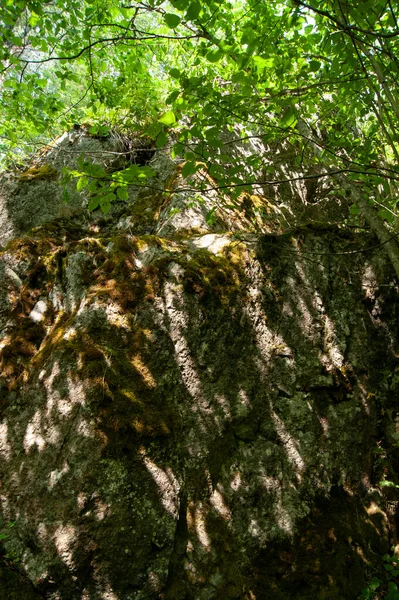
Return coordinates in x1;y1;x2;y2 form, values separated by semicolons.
0;132;398;599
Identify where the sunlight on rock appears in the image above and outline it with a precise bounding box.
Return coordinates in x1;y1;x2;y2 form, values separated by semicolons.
163;281;216;435
0;422;12;460
78;492;110;521
82;576;120;600
274;495;294;535
168;261;185;281
280;163;306;203
130;354;156;388
269;402;305;481
215;394;232;421
105;302;131;330
0;113;397;599
248;518;261;539
142;456;179;517
294;260;327;317
362;264;378;300
94;498;110;521
3;265;23;289
317;414;329;435
144;572;163;598
242;299;274;366
260;475;280;492
358;381;371;415
188;501;211;551
37;522;49;542
259;473;294;534
44;372;86;419
56;398;74;417
53;524;76;569
101;582;119;599
210;488;232;521
44;419;62;446
40;360;60;385
230;471;242;491
190;234;232;254
238;388;251;407
67;375;87;406
0;494;11;520
63;326;77;341
29;299;48;322
23;410;46;453
286;279;315;339
43;363;73;417
321;315;344;369
76;416;96;438
77;492;87;510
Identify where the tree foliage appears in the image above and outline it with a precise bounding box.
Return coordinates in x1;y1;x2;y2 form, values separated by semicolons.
1;0;399;232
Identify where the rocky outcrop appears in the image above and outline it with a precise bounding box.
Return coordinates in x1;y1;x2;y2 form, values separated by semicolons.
0;131;398;599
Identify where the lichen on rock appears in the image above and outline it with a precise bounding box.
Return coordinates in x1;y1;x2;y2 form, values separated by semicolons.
0;129;398;600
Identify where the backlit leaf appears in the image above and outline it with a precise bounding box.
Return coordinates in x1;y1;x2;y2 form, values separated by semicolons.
158;111;177;126
164;13;181;28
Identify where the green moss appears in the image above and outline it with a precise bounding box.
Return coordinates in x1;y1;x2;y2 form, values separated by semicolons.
18;164;59;182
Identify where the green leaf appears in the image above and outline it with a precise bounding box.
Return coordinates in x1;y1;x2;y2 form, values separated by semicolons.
280;106;297;128
81;162;107;177
88;196;102;211
379;480;399;488
232;71;250;84
206;207;217;225
172;142;184;159
156;131;168;148
182;161;197;178
28;13;41;27
137;166;156;179
10;36;23;47
378;209;395;223
158;110;177;126
203;104;214;116
106;192;117;201
253;56;273;71
2;79;17;89
116;187;129;201
170;0;186;9
207;49;223;63
208;164;224;178
36;78;47;88
164;13;181;28
309;60;321;72
169;68;181;78
77;177;89;192
185;1;201;20
241;85;253;96
166;90;180;103
119;165;140;182
386;582;399;600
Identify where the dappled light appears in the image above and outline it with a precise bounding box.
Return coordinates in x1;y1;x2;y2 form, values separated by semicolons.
0;222;397;598
0;129;398;599
1;0;399;595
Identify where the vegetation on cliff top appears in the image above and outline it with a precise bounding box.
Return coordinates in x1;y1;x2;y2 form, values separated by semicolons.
0;3;397;169
1;0;399;260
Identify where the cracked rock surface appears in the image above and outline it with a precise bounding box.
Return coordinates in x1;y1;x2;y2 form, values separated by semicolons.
0;132;398;599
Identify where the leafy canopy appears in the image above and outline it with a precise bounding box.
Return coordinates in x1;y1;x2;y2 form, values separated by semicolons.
1;0;399;223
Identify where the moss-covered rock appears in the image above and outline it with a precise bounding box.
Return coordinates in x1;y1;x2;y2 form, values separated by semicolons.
0;132;398;599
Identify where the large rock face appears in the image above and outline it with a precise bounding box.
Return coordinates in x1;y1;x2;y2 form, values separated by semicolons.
0;131;399;599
